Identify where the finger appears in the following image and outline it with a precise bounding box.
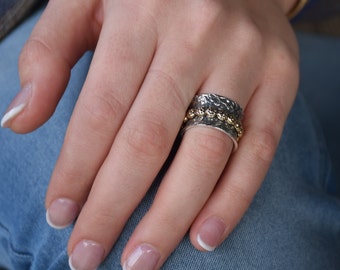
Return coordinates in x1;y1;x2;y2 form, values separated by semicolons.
65;25;208;268
119;22;268;267
45;2;158;228
2;0;100;132
120;126;233;269
190;50;299;251
119;89;245;269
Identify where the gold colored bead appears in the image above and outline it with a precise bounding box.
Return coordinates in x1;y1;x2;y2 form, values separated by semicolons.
196;109;205;116
217;113;225;121
206;109;215;118
226;117;234;125
235;124;243;132
187;109;195;119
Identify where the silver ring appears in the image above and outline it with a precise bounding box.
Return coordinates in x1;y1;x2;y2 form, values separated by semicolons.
181;93;244;150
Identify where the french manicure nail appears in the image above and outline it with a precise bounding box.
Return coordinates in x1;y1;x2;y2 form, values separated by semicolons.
1;85;31;128
69;240;104;270
46;198;79;229
197;217;226;251
123;244;160;270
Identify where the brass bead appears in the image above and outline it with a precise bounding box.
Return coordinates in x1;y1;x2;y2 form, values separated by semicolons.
187;109;195;119
206;109;215;118
196;109;205;116
217;113;225;121
226;117;234;125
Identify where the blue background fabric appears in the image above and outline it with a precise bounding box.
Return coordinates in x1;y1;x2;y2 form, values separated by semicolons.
299;32;340;181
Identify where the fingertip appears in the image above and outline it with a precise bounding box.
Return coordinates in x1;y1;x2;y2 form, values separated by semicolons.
1;104;26;129
46;198;79;229
122;243;160;270
68;240;105;270
191;216;227;252
1;85;32;130
12;38;71;132
196;234;215;252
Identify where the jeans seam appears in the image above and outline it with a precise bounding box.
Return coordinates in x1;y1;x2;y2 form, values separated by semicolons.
0;221;33;260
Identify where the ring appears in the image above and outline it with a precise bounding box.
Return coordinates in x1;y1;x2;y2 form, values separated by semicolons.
181;93;244;150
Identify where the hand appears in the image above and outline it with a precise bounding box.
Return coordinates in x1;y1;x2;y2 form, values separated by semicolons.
1;0;299;269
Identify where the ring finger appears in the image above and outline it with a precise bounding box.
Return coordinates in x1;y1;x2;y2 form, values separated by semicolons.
120;63;262;269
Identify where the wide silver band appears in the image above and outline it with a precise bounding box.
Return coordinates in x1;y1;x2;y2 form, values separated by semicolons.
181;93;244;150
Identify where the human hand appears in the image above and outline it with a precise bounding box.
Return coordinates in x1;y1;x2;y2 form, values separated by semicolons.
1;0;299;269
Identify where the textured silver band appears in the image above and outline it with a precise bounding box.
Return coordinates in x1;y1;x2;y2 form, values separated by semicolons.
181;93;244;150
191;94;243;120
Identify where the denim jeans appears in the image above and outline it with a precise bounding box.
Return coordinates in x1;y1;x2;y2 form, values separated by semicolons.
298;31;340;179
0;8;340;270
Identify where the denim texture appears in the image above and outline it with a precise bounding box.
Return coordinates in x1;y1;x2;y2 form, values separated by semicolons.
298;32;340;181
0;8;339;270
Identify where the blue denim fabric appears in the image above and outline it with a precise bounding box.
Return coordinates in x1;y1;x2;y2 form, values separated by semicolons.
0;8;340;270
298;32;340;181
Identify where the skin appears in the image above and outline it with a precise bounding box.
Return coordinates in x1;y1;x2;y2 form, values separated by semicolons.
2;0;299;268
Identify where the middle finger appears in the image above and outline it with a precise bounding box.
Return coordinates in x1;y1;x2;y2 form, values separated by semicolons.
66;28;206;267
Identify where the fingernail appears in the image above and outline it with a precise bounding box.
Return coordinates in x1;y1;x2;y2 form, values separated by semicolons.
123;244;160;270
46;198;79;229
1;85;32;128
197;217;226;251
69;240;105;270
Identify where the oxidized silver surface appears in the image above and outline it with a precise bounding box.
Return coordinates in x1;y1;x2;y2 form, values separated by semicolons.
192;94;243;121
182;93;244;150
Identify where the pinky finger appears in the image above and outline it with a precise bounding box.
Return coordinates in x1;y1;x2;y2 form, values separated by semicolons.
189;68;299;251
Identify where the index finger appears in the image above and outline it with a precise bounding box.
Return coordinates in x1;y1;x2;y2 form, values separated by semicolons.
2;0;97;132
45;1;157;228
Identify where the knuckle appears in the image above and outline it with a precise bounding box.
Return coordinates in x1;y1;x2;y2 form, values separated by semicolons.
192;0;225;30
81;91;125;131
169;2;224;55
280;53;299;85
20;36;72;68
268;39;300;84
125;116;171;159
19;38;52;67
234;17;264;52
147;69;188;112
200;0;223;13
247;128;279;165
274;46;299;73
